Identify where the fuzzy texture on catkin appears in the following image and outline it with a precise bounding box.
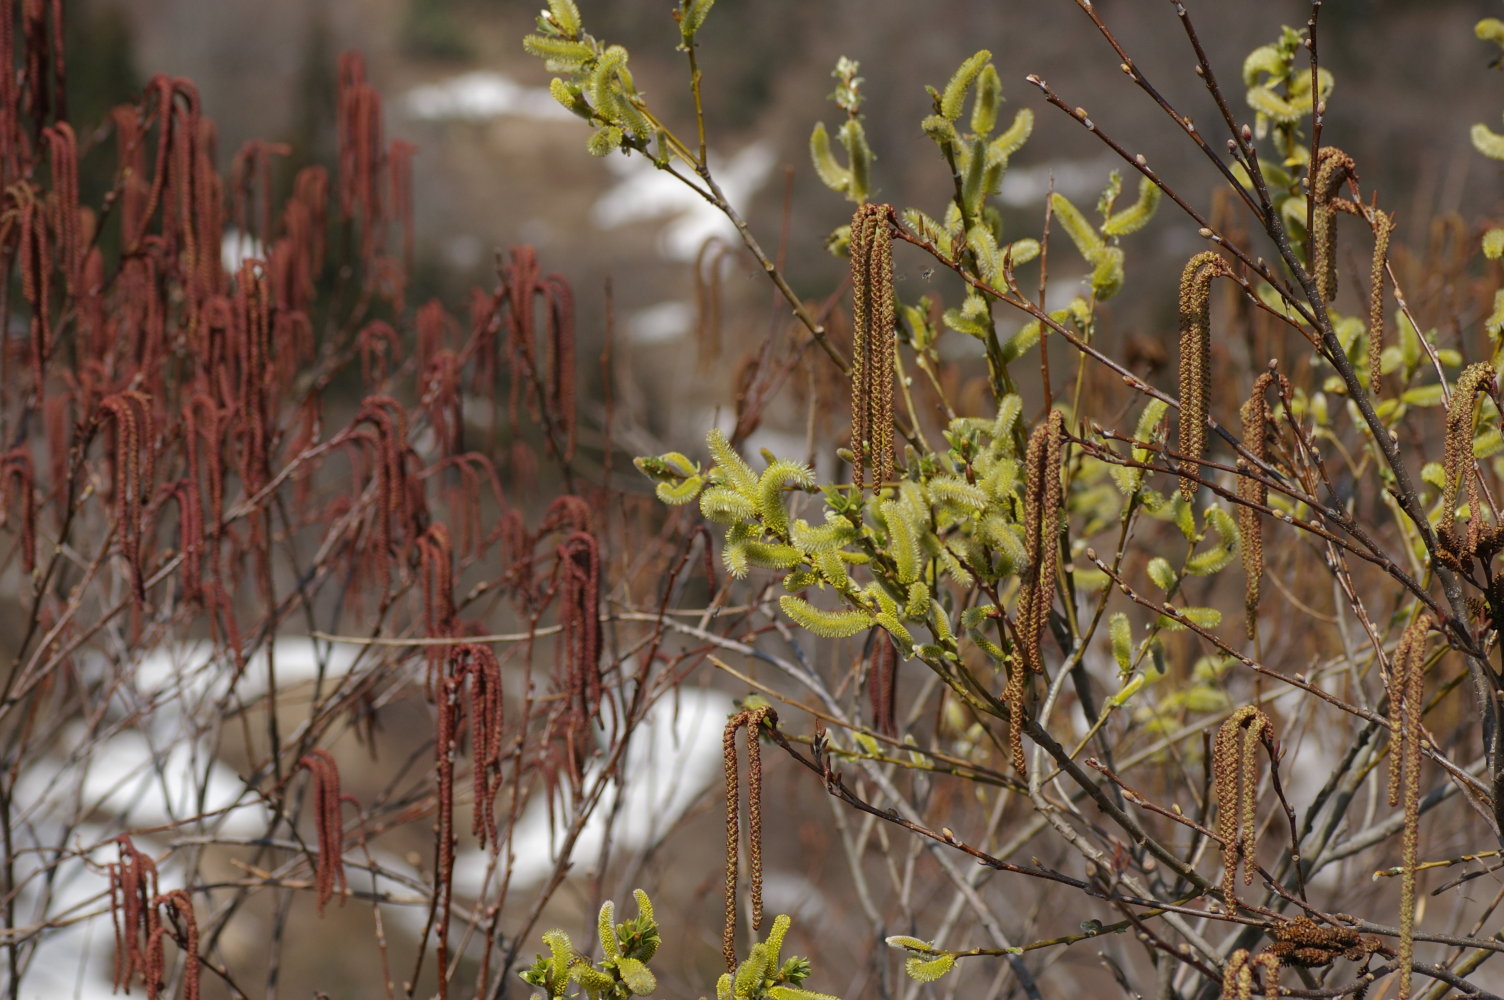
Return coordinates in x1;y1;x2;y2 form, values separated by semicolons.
1387;614;1432;1000
1013;410;1065;769
1212;706;1273;907
1219;948;1278;1000
1237;371;1289;638
1441;363;1495;555
848;203;896;490
721;706;771;972
1177;251;1234;501
1310;146;1355;303
1368;207;1394;395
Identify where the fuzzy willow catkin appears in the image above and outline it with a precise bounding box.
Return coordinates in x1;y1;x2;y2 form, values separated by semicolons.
1387;614;1432;1000
1310;146;1355;303
1441;362;1495;555
1177;252;1234;501
1212;706;1274;907
1237;370;1289;638
849;202;896;490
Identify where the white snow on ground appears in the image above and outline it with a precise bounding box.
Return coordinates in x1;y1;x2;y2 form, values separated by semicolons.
625;300;694;345
404;71;572;123
998;155;1121;207
11;826;146;1000
591;142;777;262
452;686;733;893
220;227;264;275
15;725;269;836
131;637;361;709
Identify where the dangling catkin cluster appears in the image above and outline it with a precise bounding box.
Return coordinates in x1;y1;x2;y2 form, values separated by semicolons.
1440;362;1496;556
1213;706;1274;907
1237;370;1289;639
1367;208;1394;394
722;704;773;972
849;202;896;490
1220;948;1279;1000
1310;146;1355;303
1010;410;1065;770
1387;614;1433;1000
1178;251;1234;501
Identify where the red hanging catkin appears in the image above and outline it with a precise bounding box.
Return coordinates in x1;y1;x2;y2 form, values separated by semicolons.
297;750;348;915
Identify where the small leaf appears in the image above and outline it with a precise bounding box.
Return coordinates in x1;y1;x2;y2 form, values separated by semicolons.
1401;384;1445;408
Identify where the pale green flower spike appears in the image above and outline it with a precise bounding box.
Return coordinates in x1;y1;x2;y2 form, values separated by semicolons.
779;595;869;637
940;50;991;122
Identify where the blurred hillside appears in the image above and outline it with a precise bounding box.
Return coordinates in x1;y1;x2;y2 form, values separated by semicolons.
75;0;1503;456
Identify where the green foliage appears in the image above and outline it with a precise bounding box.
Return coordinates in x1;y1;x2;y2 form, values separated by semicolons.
522;896;838;1000
810;58;873;203
538;4;1504;998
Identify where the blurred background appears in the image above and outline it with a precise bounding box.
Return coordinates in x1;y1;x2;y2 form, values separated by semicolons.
71;0;1504;455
